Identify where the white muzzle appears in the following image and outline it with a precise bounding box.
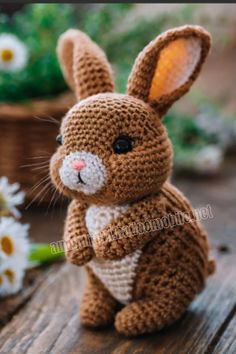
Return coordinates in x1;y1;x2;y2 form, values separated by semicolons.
59;151;107;195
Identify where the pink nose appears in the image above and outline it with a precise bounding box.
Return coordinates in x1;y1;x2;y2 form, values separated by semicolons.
71;160;86;171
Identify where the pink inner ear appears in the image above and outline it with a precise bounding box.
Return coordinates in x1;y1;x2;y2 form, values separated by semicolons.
149;37;201;100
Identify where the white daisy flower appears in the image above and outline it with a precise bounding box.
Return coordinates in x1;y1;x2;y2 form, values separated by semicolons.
0;260;25;296
0;34;29;72
0;217;30;268
0;177;25;218
194;145;223;174
0;217;30;296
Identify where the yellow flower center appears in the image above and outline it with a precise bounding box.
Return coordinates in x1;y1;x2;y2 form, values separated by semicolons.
1;48;14;62
1;235;14;255
0;274;3;285
4;269;15;284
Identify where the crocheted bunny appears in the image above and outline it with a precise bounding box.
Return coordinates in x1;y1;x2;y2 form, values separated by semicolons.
50;25;215;336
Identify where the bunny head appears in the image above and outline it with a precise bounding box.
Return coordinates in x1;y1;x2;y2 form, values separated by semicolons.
50;26;211;205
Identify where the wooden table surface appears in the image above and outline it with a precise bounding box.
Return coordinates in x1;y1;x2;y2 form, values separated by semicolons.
0;157;235;354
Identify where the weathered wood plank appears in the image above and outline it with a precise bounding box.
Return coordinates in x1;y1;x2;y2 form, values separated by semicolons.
0;263;79;354
0;251;235;354
212;313;236;354
0;265;58;328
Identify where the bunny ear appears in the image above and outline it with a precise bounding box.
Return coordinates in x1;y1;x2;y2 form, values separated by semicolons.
57;29;114;100
127;25;211;116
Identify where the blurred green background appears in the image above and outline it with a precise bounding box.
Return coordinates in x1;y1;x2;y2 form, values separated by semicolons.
0;3;235;175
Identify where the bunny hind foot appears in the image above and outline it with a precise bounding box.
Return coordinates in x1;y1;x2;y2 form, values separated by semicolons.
115;295;190;336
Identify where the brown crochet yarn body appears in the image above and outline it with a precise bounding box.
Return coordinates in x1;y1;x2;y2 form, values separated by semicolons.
50;25;215;336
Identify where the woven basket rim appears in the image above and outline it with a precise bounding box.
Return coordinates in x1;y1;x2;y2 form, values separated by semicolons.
0;91;75;121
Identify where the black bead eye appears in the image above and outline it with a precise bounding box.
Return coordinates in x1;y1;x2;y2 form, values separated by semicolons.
56;134;62;145
112;135;133;154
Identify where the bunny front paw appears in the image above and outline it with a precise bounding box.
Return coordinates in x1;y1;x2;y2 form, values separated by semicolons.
64;234;94;266
94;233;132;260
66;246;94;266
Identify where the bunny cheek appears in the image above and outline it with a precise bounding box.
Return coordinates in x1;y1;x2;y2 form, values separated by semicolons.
50;151;64;193
106;146;172;204
59;151;107;195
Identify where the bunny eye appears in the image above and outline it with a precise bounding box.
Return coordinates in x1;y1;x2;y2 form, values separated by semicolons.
112;135;133;154
56;134;63;145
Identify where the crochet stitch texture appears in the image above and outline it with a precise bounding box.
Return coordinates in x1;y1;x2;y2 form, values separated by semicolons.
50;25;215;336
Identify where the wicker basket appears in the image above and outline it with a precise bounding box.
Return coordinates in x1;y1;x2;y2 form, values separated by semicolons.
0;92;75;203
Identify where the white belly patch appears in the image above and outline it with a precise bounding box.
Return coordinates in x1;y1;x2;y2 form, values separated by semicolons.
85;204;142;304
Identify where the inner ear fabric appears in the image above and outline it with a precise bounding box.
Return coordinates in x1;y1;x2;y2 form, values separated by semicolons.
149;37;201;100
